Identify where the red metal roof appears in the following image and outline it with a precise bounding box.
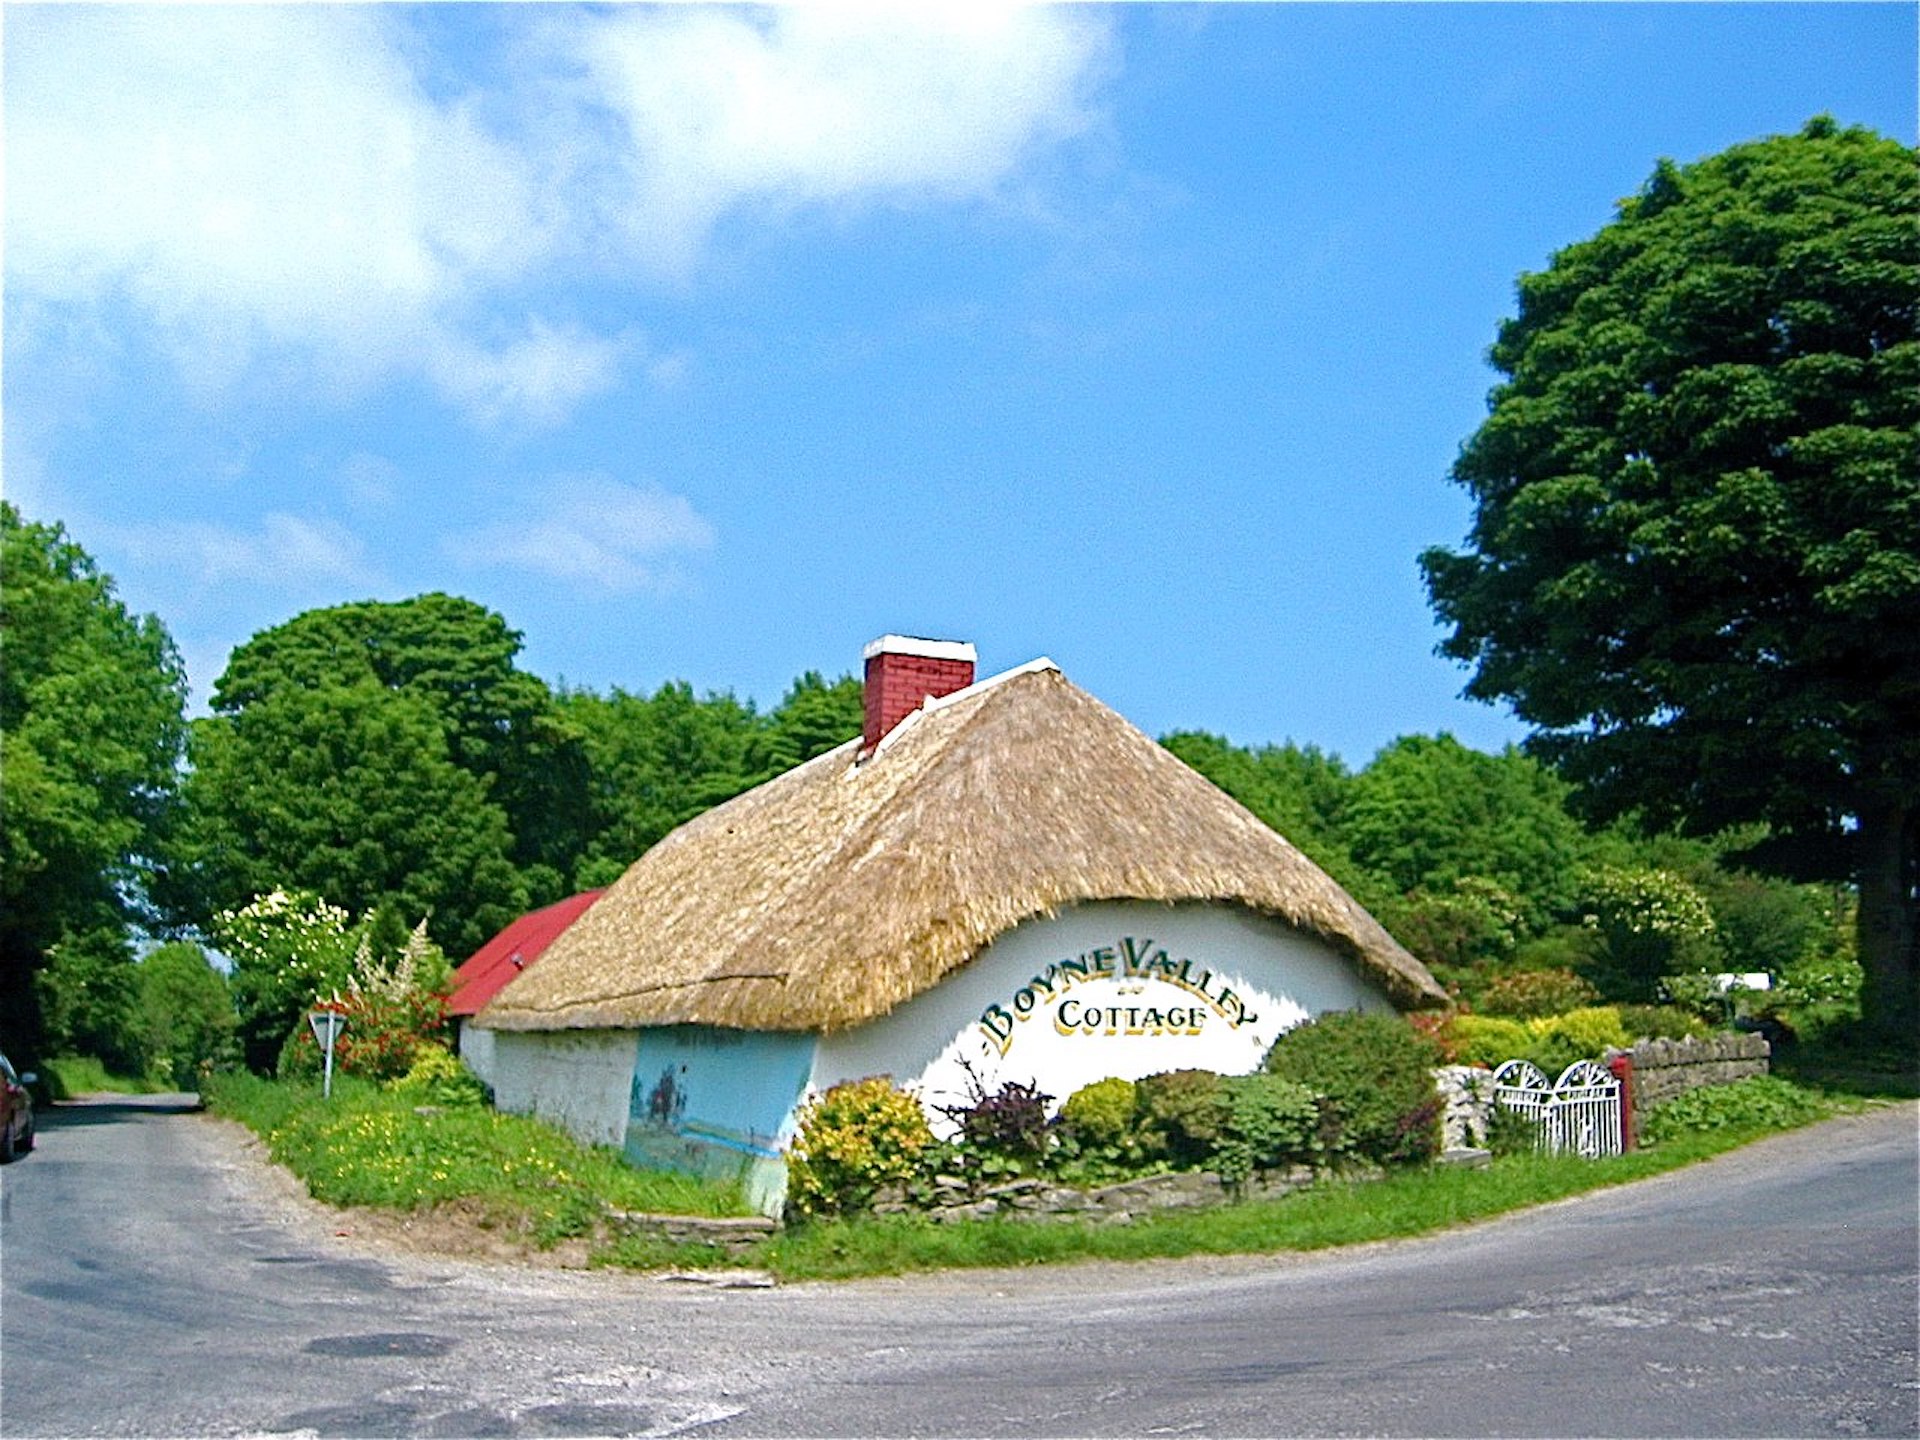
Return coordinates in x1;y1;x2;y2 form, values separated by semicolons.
448;890;605;1016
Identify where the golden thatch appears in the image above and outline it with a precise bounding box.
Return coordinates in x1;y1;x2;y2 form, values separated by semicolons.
479;661;1445;1033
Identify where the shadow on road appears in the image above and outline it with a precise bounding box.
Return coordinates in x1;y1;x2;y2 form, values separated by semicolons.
36;1095;205;1128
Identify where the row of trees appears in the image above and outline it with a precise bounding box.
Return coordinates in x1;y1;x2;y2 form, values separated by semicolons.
1166;730;1856;1017
0;494;1864;1074
0;509;865;1068
3;118;1911;1073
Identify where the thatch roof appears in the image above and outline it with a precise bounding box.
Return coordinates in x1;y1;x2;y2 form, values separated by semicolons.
479;661;1445;1033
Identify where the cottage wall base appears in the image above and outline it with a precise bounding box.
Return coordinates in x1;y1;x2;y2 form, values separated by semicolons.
487;1028;638;1148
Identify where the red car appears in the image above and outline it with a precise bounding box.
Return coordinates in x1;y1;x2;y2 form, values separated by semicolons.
1;1051;35;1162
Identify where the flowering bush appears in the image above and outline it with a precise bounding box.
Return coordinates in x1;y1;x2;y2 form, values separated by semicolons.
215;890;359;1072
785;1077;935;1221
1477;967;1600;1020
1581;866;1723;1001
271;916;451;1083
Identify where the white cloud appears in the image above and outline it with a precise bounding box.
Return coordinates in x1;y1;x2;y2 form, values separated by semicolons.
6;8;552;396
426;318;629;430
5;5;1113;422
337;453;404;508
573;4;1112;269
103;513;381;594
450;475;716;595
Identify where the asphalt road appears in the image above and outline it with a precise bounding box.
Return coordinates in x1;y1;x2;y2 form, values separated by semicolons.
1;1095;1914;1438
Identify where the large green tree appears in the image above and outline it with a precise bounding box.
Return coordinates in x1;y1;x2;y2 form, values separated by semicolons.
1342;735;1594;932
205;594;590;900
1160;731;1360;891
563;681;762;886
1421;119;1919;1031
747;670;866;780
562;670;864;887
0;504;187;1062
175;680;528;958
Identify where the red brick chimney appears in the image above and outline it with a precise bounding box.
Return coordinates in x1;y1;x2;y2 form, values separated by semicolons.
863;635;977;751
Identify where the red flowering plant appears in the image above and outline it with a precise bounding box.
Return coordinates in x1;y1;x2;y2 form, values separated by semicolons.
276;919;452;1083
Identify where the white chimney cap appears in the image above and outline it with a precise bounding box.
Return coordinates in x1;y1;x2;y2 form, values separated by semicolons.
862;635;977;663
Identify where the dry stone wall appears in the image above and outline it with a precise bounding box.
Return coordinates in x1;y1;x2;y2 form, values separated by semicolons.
1621;1032;1770;1111
868;1166;1321;1225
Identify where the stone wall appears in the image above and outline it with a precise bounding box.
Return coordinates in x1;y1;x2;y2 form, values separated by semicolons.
1620;1032;1770;1112
869;1166;1320;1225
1434;1065;1497;1150
605;1211;780;1257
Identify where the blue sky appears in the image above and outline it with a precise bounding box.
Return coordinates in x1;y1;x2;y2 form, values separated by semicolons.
6;4;1914;767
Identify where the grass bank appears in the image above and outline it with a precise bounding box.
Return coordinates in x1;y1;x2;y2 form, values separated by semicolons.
40;1054;173;1099
204;1071;751;1249
207;1068;1882;1281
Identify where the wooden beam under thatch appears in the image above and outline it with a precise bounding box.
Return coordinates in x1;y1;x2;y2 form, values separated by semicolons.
479;662;1446;1033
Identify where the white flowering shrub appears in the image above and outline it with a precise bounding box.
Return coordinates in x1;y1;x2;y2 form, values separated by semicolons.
215;890;361;1071
1580;866;1723;1002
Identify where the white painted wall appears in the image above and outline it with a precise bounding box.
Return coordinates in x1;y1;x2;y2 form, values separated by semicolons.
456;1022;496;1090
486;1028;639;1148
812;901;1394;1129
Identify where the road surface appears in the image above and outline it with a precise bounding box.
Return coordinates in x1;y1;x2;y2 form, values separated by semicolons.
2;1094;1914;1437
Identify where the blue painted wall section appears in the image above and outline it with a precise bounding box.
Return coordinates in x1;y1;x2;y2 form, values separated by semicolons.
625;1025;817;1216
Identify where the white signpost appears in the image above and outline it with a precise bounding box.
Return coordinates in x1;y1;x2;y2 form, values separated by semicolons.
308;1009;348;1099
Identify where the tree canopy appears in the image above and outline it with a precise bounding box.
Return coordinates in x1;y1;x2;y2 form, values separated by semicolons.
208;594;591;897
175;679;529;959
0;503;187;1062
1420;118;1918;1031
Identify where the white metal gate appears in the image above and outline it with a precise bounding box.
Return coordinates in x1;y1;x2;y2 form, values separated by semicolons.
1490;1059;1623;1158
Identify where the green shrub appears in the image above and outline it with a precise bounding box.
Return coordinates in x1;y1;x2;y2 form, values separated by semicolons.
1525;1006;1630;1076
1213;1074;1323;1182
1444;1015;1536;1069
1134;1069;1230;1167
276;984;449;1084
1052;1077;1150;1181
1478;968;1600;1020
1639;1076;1828;1145
1614;1004;1712;1043
386;1045;490;1108
1263;1011;1443;1166
1058;1077;1137;1149
785;1077;935;1221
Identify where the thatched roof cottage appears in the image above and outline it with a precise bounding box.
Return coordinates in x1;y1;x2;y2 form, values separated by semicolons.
470;636;1444;1214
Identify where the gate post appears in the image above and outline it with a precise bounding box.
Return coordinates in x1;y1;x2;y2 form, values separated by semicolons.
1608;1052;1635;1151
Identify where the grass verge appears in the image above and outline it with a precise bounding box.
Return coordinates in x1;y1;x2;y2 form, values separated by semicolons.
750;1108;1852;1281
204;1070;751;1249
41;1054;171;1099
207;1069;1886;1281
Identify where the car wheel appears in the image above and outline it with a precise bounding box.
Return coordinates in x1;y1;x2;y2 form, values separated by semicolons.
16;1117;31;1154
0;1122;15;1164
